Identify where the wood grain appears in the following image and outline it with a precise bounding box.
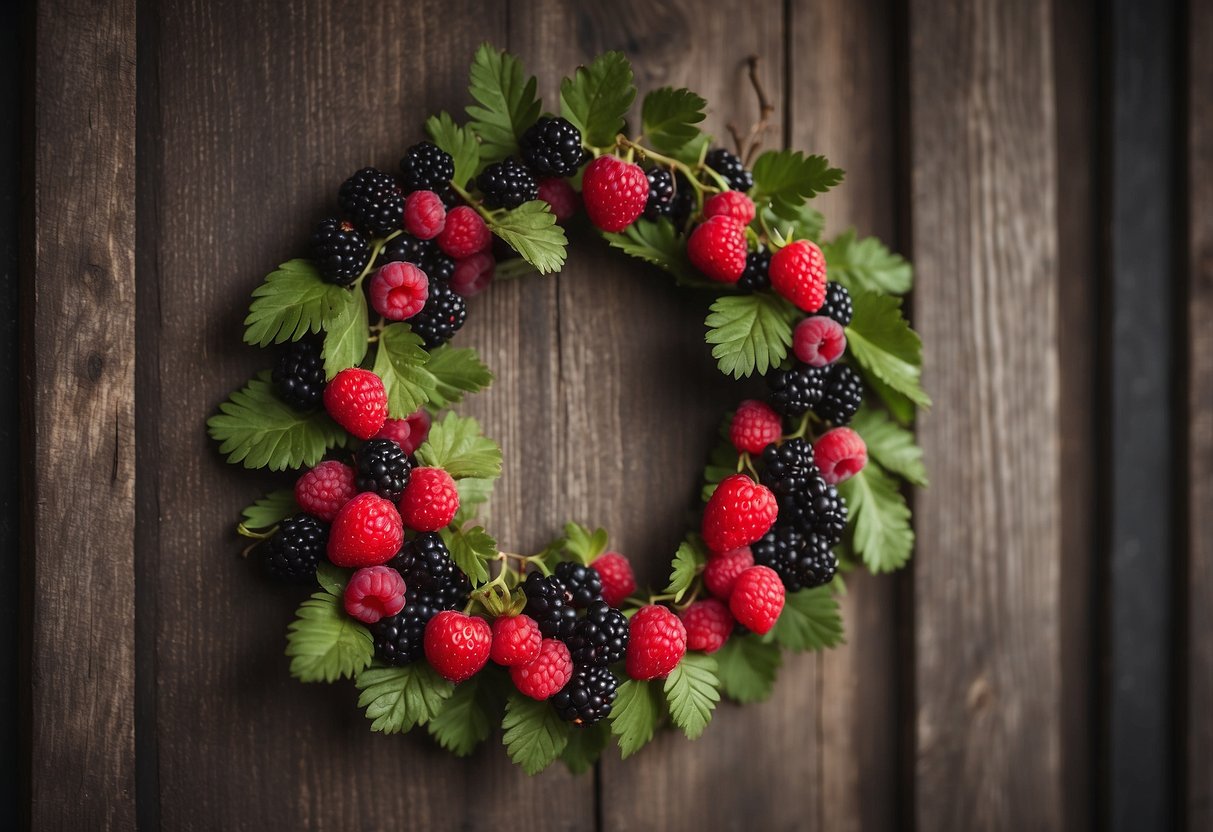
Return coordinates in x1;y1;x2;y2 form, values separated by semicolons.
24;0;137;828
908;0;1062;828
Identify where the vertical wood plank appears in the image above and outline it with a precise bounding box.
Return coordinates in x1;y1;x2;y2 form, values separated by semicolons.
24;0;137;828
909;0;1062;828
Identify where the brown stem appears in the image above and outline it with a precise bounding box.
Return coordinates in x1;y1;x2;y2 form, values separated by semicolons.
740;54;776;166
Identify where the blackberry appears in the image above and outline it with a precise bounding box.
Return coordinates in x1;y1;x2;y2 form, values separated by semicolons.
263;514;327;583
766;363;825;417
760;439;848;544
817;364;863;426
374;534;469;665
643;168;675;220
554;561;603;608
379;232;434;266
399;141;454;192
355;438;413;501
522;572;577;640
338;167;404;237
519;116;587;177
272;339;326;410
670;172;697;231
311;217;369;285
552;664;618;725
737;249;771;291
565;600;628;666
424;252;456;282
408;279;467;349
820;282;853;327
476;157;539;209
751;524;837;591
706;148;754;192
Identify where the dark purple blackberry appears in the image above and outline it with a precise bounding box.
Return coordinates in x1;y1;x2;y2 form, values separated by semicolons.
670;172;697;231
760;439;848;544
423;252;456;282
407;279;467;349
554;561;603;608
272;339;326;410
552;664;619;725
311;217;369;285
399;141;454;192
816;364;863;426
374;534;470;665
476;157;539;209
436;185;460;208
766;363;825;417
751;523;837;591
737;249;771;291
819;282;853;327
643;168;675;220
565;600;628;666
338;167;404;237
519;117;587;177
523;572;578;640
706;148;754;192
354;438;413;501
379;233;434;266
263;514;327;583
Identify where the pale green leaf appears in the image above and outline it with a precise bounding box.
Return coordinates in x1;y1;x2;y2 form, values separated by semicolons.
427;672;504;756
466;44;542;163
838;461;914;573
371;323;438;417
602;218;705;286
240;489;297;530
821;229;913;295
850;404;928;486
664;541;705;602
663;653;720;739
321;285;368;379
640;86;707;154
425;111;481;188
560;51;637;147
563;522;609;565
285;591;374;683
488;200;568;275
751;150;844;218
425;344;494;408
704;293;795;378
845;290;931;408
713;635;781;703
562;721;611;774
440;525;496;585
355;663;455;734
243;260;349;347
502;692;570;774
415;412;503;480
315;562;350;596
772;587;845;652
609;679;664;759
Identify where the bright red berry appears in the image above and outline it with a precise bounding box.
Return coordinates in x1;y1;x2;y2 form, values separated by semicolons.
687;215;748;283
729;565;785;635
403;189;446;240
323;368;388;440
813;427;868;485
343;565;407;624
770;239;828;312
490;614;543;667
794;315;847;367
373;418;410;452
397;466;459;532
403;409;431;452
424;611;492;682
701;473;779;555
510;637;573;699
294;460;357;522
537;176;578;222
703;190;756;225
327;492;403;568
450;252;495;297
369;261;429;321
680;599;734;654
581;155;648;232
626;605;687;680
591;551;637;606
437;205;492;258
729;399;783;455
703;546;755;600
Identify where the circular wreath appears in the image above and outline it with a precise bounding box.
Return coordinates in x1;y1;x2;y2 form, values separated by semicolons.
208;46;927;774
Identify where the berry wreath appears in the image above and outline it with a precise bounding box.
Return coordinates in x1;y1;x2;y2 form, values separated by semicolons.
207;46;929;774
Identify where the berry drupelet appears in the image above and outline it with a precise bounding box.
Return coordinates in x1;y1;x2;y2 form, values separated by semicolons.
272;339;326;410
766;363;825;417
760;438;849;544
407;279;467;349
737;249;771;291
643;168;675;220
372;534;469;665
476;157;539;209
554;561;604;608
565;600;629;666
354;438;413;501
819;282;853;327
519;117;587;178
399;142;454;193
751;523;838;591
523;572;578;640
311;218;369;285
706;148;754;192
338;167;404;237
816;363;863;426
552;664;619;725
264;514;328;583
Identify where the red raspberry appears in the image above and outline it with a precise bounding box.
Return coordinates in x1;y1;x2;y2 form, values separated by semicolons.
591;551;637;606
373;418;410;452
403;189;446;240
369;261;429;321
537;176;578;222
729;565;785;635
703;546;755;600
793;315;847;367
703;190;756;225
294;460;357;522
490;614;542;666
510;637;573;699
327;492;403;568
813;427;868;485
323;368;388;440
687;216;747;283
403;409;431;452
729;399;783;455
437;205;492;258
581;155;648;232
397;466;459;532
342;565;407;624
770;239;828;312
701;473;779;555
626;604;687;680
680;599;734;654
424;610;492;682
450;252;495;297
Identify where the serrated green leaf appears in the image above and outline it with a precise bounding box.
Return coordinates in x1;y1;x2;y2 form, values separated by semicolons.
759;200;825;243
772;587;845;652
701;441;739;502
671;132;711;167
560;51;636;148
372;324;439;417
415;412;503;480
562;721;611;774
663;653;720;739
838;461;914;573
440;525;496;585
704;293;795;378
664;541;705;602
427;672;503;756
488;200;568;274
846;291;931;408
821;229;913;295
425;111;481;188
502;691;570;774
240;489;297;530
285;591;374;683
321;285;368;379
424;344;494;408
355;663;454;734
866;372;918;425
315;562;350;596
641;87;707;154
243;260;349;347
563;522;608;565
714;635;781;703
602;218;705;286
456;476;495;507
751;150;844;218
850;404;927;486
466;44;542;163
609;679;664;759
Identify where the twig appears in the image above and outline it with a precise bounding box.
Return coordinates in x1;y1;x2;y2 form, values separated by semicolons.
739;55;776;166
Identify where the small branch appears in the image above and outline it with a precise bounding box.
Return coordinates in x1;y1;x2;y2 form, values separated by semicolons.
740;55;776;166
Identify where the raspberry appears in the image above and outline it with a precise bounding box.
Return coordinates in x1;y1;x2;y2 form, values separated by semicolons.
703;546;754;600
767;363;825;417
369;261;429;321
701;473;779;555
476;157;539;209
793;316;847;367
424;611;492;682
373;418;410;453
680;599;733;653
729;399;783;455
752;524;837;591
272;339;326;410
397;466;459;532
404;409;431;452
522;572;577;640
450;252;495;297
737;249;771;291
706;148;754;192
643;168;675;220
437;205;492;259
581;155;648;232
537;177;578;222
817;363;863;426
294;460;357;522
311;218;370;284
729;566;785;635
403;190;446;240
591;551;636;606
373;533;469;665
565;600;629;666
760;438;848;544
327;493;403;568
338;167;404;237
554;561;603;608
704;190;756;225
820;282;853;326
687;216;748;283
399;141;454;192
323;368;388;439
263;514;327;582
552;664;618;725
491;614;543;666
355;438;413;501
770;240;828;312
813;427;867;485
519;116;587;177
625;605;687;680
343;565;407;624
510;638;573;700
407;279;467;349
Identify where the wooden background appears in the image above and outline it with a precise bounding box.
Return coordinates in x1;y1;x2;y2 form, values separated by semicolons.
14;0;1211;829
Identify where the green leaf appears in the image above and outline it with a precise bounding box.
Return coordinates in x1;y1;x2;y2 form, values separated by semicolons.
502;691;571;774
751;150;844;219
563;522;609;565
425;111;481;188
704;293;795;378
285;591;374;683
240;489;297;530
759;200;825;243
850;404;928;486
208;372;347;471
845;291;931;408
562;721;611;774
424;344;494;408
415;412;503;480
487;200;568;275
440;525;496;585
640;87;707;154
315;562;350;596
355;663;455;734
821;229;913;295
321;285;368;379
243;260;350;347
714;635;781;703
456;476;495;507
427;672;503;756
701;440;739;502
466;44;542;163
838;462;914;573
663;653;720;739
664;540;706;602
609;679;664;759
602;218;702;286
560;51;637;148
866;372;918;426
372;324;438;417
772;587;845;652
670;132;711;166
